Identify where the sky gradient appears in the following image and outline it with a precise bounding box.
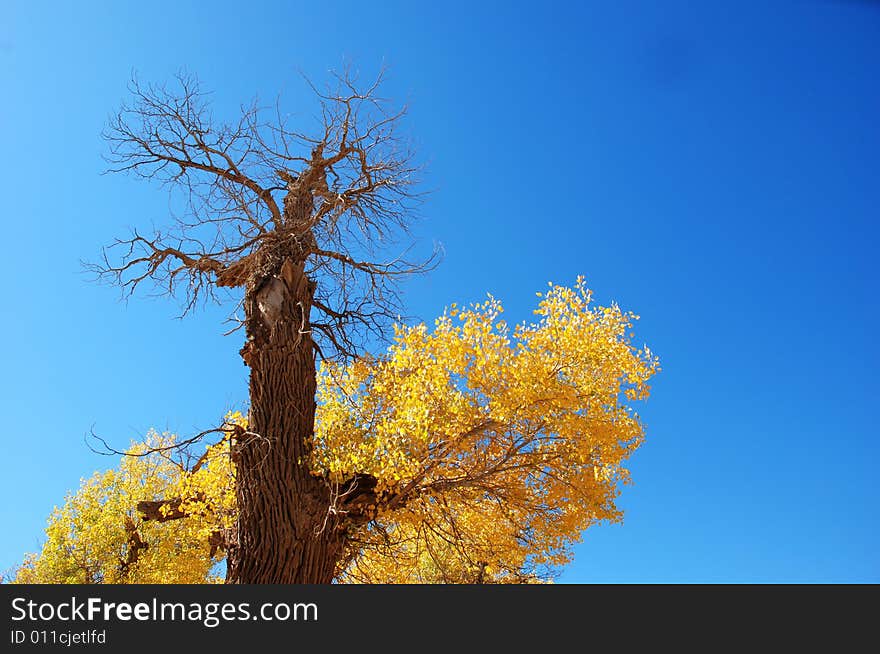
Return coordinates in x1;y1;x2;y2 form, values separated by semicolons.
1;1;877;582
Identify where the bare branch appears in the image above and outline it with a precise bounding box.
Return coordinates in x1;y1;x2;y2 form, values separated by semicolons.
93;67;440;354
85;424;234;464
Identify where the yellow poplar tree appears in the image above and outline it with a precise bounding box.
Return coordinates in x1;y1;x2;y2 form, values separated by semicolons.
15;279;658;584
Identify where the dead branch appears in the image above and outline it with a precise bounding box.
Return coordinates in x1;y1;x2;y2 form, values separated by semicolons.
93;66;439;358
85;424;233;463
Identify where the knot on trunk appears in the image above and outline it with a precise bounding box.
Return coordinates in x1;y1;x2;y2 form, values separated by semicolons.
244;258;314;360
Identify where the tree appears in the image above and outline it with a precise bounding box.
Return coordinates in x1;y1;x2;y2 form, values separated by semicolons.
16;281;658;584
21;68;657;584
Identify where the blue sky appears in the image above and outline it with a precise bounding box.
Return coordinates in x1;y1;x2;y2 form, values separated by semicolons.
1;1;877;582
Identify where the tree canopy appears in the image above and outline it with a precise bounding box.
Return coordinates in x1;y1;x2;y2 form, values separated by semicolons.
15;279;658;584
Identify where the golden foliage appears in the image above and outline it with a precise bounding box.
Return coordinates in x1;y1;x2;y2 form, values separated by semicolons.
14;433;232;584
15;280;658;584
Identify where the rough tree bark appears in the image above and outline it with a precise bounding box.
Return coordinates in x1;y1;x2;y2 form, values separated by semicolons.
224;182;350;582
226;160;353;582
228;257;337;583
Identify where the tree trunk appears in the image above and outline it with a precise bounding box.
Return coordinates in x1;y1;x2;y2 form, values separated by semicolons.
226;257;343;583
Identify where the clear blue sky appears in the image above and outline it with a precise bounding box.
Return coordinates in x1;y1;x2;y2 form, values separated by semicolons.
1;1;877;582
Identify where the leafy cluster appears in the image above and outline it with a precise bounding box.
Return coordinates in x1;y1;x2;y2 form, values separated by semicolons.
15;280;658;584
14;434;231;584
